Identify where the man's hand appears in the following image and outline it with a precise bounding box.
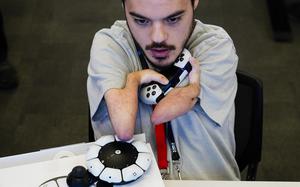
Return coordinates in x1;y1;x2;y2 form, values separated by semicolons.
104;69;168;141
132;69;169;85
151;57;200;124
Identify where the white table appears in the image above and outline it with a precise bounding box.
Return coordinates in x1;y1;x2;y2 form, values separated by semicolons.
0;141;299;187
164;180;300;187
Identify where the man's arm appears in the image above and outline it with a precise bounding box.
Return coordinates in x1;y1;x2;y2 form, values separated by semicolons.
104;69;169;141
151;57;200;124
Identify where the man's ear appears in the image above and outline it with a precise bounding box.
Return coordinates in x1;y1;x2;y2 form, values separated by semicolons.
193;0;199;10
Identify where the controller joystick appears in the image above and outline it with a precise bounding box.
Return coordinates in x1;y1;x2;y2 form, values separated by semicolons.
67;166;112;187
66;166;89;187
140;48;192;105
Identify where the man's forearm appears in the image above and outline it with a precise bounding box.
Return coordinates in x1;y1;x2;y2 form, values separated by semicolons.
104;70;169;141
152;57;200;124
104;73;140;141
151;83;200;124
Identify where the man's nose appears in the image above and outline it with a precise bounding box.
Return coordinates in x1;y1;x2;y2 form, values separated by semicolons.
151;23;167;44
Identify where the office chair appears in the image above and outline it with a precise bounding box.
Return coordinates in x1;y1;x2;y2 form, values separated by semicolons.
234;70;263;181
88;111;95;142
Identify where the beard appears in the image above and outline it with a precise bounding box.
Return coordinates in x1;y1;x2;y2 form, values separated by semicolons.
126;15;196;71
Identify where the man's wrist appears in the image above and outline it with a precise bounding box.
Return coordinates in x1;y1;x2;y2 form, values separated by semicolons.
187;83;200;99
126;72;141;87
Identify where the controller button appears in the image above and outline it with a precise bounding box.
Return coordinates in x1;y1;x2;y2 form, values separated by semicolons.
147;87;151;91
152;85;157;89
146;93;150;98
152;91;156;95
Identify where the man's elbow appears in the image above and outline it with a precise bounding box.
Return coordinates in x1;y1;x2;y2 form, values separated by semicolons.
115;130;134;142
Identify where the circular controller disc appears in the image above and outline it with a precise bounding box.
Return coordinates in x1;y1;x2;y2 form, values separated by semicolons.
86;135;152;184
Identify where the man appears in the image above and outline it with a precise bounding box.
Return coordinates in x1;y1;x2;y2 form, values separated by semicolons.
0;10;18;89
87;0;240;180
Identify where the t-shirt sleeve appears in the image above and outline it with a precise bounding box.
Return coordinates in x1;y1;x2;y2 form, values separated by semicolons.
194;35;238;126
87;31;130;121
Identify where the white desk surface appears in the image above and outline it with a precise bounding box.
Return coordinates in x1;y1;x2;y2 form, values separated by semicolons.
0;138;299;187
164;180;300;187
0;144;164;187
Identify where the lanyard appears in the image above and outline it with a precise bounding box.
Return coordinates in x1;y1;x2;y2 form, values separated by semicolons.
166;121;182;180
155;120;181;179
166;121;180;162
136;44;182;179
154;122;168;170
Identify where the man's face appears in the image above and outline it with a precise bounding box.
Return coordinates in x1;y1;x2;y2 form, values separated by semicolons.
124;0;197;68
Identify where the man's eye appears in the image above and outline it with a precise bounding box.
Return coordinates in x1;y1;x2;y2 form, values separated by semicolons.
166;17;181;24
134;18;150;26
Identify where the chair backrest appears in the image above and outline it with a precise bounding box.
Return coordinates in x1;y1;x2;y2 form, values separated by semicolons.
88;110;95;142
234;70;263;180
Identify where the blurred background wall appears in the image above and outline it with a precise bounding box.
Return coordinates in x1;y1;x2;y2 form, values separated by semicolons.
0;0;299;181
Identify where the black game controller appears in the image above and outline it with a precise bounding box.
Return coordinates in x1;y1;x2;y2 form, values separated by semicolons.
140;48;192;105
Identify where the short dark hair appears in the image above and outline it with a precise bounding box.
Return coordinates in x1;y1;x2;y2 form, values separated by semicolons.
122;0;196;7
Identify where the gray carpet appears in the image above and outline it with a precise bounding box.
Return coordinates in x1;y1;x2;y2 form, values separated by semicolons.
0;0;300;181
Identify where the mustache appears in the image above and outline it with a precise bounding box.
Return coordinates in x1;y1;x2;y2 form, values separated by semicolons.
145;42;176;50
